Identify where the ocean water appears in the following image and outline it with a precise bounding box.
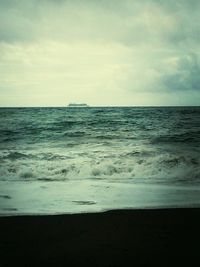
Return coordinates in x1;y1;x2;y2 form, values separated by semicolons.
0;107;200;214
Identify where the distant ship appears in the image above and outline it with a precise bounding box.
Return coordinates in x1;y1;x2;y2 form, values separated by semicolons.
67;103;89;108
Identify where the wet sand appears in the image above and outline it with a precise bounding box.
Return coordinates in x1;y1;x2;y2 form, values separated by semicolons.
1;208;200;266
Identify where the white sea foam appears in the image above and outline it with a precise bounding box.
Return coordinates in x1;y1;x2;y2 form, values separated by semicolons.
0;146;199;185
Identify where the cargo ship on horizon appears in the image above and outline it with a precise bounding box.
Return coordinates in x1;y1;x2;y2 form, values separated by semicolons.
67;103;89;107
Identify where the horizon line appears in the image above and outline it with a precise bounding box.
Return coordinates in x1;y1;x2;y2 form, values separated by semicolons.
0;105;199;108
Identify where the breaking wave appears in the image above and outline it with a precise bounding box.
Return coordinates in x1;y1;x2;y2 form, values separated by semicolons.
0;107;199;185
0;149;199;185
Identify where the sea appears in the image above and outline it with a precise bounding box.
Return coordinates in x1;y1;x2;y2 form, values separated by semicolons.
0;106;200;215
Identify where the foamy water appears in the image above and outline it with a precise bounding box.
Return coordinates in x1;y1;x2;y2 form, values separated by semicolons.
0;107;200;214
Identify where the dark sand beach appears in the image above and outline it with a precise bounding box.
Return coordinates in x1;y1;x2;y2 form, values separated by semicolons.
1;208;200;266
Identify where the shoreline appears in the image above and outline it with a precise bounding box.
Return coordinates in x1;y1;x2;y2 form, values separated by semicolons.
2;180;200;215
1;204;200;217
1;208;200;266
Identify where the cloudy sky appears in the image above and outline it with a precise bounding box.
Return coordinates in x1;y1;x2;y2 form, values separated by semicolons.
0;0;200;106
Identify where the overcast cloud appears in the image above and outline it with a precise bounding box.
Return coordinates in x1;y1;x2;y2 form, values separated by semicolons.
0;0;200;106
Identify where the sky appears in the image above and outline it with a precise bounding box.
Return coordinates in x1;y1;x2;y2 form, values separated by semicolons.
0;0;200;106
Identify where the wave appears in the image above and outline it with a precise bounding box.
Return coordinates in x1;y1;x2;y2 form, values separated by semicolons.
1;107;199;185
151;131;200;144
0;151;73;161
0;150;199;185
159;155;199;167
2;152;31;160
63;131;86;137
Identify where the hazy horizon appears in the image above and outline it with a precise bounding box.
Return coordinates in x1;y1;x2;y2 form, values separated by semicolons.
0;104;200;108
1;0;200;106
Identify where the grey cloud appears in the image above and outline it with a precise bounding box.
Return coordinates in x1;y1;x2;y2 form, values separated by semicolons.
0;0;200;48
0;0;40;43
162;54;200;91
1;0;200;106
